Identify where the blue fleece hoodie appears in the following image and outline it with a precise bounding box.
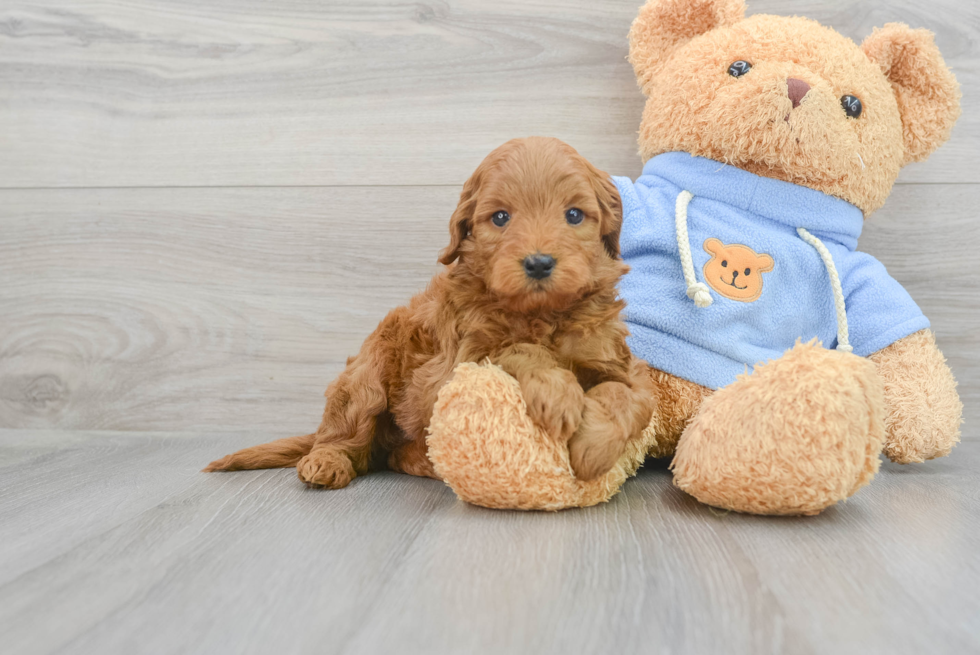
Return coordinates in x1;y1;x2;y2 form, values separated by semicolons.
613;152;928;390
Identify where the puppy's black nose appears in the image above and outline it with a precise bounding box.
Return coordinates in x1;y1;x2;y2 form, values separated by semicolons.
523;254;555;280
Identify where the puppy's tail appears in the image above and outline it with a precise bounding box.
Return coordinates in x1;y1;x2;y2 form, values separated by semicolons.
203;434;316;472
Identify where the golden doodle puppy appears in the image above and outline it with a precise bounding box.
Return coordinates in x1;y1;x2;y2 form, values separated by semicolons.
206;137;654;488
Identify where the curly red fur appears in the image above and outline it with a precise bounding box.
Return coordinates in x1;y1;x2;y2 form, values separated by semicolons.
205;137;654;487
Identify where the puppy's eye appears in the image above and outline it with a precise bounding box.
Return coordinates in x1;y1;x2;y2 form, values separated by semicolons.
728;60;752;77
841;95;862;118
744;268;751;276
491;211;510;227
565;208;584;225
721;260;728;267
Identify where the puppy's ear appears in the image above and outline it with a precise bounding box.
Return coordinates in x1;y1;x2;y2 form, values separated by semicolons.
440;141;521;265
591;169;623;259
862;24;961;165
629;0;745;95
439;169;480;266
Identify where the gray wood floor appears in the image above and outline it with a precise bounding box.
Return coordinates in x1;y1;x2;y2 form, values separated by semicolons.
1;0;978;653
1;431;978;655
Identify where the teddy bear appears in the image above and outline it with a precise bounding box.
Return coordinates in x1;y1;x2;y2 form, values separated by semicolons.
426;0;963;514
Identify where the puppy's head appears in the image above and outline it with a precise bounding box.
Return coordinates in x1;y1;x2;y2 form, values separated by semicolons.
439;137;624;312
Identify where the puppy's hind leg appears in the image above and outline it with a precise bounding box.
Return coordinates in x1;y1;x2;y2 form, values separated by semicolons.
297;349;389;490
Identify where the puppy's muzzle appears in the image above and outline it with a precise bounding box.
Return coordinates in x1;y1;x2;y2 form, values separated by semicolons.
523;254;556;280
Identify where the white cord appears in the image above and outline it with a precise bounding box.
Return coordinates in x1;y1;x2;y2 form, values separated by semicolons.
797;227;852;353
674;190;712;308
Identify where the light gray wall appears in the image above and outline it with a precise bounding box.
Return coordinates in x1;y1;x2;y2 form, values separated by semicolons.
0;0;976;434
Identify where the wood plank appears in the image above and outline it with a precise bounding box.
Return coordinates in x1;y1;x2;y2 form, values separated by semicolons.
0;430;456;655
1;183;977;433
0;429;243;586
0;0;976;188
0;186;455;433
0;430;977;654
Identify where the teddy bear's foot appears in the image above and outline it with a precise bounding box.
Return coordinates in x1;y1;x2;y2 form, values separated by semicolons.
426;362;652;510
672;340;886;516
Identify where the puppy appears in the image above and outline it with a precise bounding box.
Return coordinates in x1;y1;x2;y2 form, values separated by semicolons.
205;137;654;487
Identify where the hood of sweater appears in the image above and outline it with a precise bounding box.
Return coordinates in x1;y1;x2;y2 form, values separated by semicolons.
639;152;865;250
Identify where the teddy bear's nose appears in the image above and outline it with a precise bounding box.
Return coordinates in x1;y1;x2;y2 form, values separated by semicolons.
787;78;811;108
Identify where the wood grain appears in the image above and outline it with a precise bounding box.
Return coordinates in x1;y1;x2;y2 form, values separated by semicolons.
0;0;976;188
0;429;977;654
1;184;976;434
0;186;452;432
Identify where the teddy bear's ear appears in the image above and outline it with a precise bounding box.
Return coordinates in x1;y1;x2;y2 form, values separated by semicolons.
703;238;724;256
629;0;746;95
756;253;774;273
861;23;961;165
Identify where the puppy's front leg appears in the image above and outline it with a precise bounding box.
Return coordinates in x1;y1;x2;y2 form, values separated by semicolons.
568;360;655;481
494;344;585;441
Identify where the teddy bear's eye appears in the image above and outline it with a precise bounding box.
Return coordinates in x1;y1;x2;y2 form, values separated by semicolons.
744;268;751;276
841;95;862;118
721;260;728;267
728;61;752;77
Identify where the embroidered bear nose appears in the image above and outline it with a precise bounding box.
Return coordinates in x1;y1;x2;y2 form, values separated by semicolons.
787;78;811;108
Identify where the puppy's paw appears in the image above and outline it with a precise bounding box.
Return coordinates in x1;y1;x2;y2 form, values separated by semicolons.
296;448;356;489
521;368;585;441
568;399;628;481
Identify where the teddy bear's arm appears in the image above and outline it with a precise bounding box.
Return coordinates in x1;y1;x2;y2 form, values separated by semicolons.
868;329;962;463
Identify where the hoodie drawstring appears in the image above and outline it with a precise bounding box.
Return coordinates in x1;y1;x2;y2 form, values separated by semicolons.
673;191;853;355
674;190;713;308
796;227;852;353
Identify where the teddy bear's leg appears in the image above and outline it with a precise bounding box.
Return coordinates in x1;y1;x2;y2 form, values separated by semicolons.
671;340;886;516
426;363;645;510
640;367;712;459
868;329;962;464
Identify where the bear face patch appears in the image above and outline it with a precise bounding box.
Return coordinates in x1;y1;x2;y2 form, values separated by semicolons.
702;238;774;302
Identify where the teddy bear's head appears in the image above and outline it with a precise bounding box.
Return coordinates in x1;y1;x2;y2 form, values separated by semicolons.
702;238;773;302
628;0;960;215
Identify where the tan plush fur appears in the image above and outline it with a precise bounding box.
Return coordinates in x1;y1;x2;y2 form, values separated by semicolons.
641;368;710;459
625;0;963;515
869;329;963;463
205;137;654;507
629;0;960;215
672;340;885;516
